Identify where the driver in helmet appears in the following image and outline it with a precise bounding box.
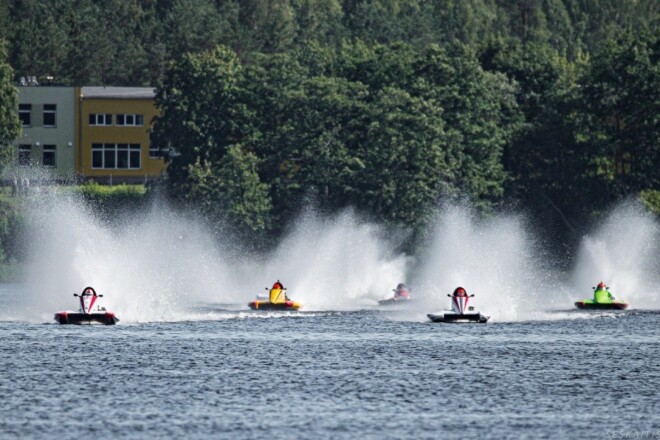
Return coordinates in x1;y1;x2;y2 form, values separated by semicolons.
394;283;410;299
453;287;468;297
594;282;614;301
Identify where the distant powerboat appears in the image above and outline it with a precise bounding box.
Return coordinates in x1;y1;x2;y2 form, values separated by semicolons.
428;287;489;323
54;286;119;325
248;280;301;311
379;283;412;306
575;282;628;310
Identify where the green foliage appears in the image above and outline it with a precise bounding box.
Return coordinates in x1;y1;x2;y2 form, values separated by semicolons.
262;73;370;212
482;38;603;235
3;0;656;85
1;0;658;247
639;190;660;215
414;43;521;210
68;182;148;219
482;26;659;239
0;191;24;264
154;46;271;238
6;0;70;82
291;0;344;46
356;86;448;227
0;2;8;40
160;0;231;59
0;39;19;173
156;42;523;239
235;0;297;53
153;45;253;184
578;28;660;195
71;181;146;199
186;145;272;238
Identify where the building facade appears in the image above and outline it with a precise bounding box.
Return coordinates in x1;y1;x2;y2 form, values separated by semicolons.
13;86;167;184
78;87;166;184
14;86;77;180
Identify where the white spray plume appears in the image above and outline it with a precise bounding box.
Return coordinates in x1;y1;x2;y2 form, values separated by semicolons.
16;193;234;322
10;193;409;321
13;193;654;323
249;209;410;310
571;201;660;309
413;204;559;322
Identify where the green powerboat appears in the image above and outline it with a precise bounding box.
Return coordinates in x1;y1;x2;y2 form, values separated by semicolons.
575;282;628;310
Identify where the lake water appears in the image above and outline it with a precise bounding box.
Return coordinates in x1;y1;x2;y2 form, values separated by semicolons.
1;284;658;440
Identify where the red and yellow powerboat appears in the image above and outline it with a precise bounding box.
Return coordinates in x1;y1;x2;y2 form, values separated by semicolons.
248;280;302;311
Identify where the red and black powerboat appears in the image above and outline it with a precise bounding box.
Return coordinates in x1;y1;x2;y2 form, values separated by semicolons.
54;286;119;325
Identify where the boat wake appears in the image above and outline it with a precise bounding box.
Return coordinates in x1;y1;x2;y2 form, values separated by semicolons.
6;195;407;323
1;194;656;324
570;201;660;310
410;205;559;322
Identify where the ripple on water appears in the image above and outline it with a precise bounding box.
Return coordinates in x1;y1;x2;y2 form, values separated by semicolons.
0;310;659;439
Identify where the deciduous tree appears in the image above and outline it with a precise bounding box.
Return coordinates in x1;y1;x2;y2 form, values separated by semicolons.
0;40;20;173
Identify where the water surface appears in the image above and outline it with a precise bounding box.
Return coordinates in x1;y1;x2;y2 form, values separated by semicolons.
1;288;658;439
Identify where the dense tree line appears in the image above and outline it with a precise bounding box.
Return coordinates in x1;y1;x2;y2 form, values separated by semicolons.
154;31;658;248
1;0;656;85
0;0;658;252
153;42;521;243
0;40;19;170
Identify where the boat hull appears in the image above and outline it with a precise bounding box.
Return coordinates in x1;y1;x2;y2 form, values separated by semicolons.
427;313;489;323
574;301;628;310
378;298;412;306
248;300;301;311
54;312;119;325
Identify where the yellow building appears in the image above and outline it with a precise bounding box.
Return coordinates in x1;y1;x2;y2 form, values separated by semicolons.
78;87;166;183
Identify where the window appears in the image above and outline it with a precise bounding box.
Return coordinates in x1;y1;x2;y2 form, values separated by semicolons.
129;143;140;168
42;144;56;167
19;104;31;127
116;114;144;126
104;145;116;168
117;144;128;169
92;143;103;168
91;143;141;169
43;104;56;127
89;114;112;126
18;144;31;166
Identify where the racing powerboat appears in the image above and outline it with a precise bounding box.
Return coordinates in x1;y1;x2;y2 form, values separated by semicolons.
54;286;119;325
378;283;412;306
575;282;628;310
248;280;302;311
427;287;489;323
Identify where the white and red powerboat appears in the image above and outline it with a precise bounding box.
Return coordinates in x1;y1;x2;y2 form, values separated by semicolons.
54;286;119;325
427;287;489;323
378;283;413;306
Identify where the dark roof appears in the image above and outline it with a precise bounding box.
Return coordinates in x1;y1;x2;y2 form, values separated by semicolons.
81;87;155;99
